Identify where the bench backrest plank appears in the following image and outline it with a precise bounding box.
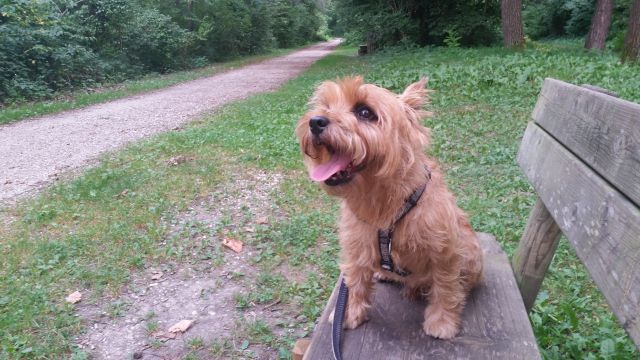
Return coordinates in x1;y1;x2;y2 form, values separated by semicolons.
532;78;640;206
517;79;640;348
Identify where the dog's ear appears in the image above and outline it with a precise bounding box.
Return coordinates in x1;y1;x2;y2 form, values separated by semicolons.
399;77;429;110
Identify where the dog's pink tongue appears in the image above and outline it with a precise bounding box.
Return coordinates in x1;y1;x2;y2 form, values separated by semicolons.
310;154;351;182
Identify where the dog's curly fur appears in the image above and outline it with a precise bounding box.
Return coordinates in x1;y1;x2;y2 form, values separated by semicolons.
295;76;483;339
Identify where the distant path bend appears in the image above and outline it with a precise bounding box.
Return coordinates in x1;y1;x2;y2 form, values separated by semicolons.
0;40;340;205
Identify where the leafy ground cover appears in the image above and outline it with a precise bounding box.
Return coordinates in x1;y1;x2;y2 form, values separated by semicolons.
1;41;639;359
0;48;296;126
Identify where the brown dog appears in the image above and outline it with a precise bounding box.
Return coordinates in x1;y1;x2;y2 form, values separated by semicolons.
295;76;483;339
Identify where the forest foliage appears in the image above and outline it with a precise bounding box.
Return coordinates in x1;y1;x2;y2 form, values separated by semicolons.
522;0;631;48
2;0;637;104
333;0;633;51
0;0;326;103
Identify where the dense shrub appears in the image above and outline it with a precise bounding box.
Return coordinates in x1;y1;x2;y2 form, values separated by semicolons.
523;0;631;40
0;0;326;104
271;0;323;48
77;0;195;73
333;0;501;49
0;1;104;100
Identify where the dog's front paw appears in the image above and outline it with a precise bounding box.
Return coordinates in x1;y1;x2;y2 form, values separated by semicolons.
373;271;393;283
422;306;460;339
344;302;368;329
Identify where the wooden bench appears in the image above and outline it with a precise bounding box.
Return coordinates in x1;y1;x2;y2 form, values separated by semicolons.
295;78;640;359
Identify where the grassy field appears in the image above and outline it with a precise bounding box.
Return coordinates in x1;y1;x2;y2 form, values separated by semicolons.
0;47;298;126
1;41;639;359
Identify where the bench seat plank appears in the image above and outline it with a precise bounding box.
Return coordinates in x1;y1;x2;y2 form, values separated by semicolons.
304;233;541;359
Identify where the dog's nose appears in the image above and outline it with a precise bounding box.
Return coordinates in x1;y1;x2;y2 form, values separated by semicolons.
309;116;329;135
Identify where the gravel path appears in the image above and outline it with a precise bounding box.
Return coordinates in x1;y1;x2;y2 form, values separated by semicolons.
0;40;339;205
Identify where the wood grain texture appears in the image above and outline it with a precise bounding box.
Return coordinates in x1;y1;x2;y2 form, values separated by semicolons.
304;233;541;360
512;198;562;311
580;84;618;98
518;123;640;347
532;78;640;206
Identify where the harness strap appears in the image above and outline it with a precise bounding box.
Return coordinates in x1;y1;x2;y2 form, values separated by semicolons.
332;166;431;360
378;179;428;276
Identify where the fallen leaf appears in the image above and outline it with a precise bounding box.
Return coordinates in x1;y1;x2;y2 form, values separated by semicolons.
152;331;176;340
168;319;194;333
114;189;129;198
256;217;269;225
65;291;82;304
222;237;243;253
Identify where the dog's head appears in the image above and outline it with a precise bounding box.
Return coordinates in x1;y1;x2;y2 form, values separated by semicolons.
296;76;430;195
295;76;432;195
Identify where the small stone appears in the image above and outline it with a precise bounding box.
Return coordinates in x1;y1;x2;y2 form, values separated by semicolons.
133;351;143;359
65;291;82;304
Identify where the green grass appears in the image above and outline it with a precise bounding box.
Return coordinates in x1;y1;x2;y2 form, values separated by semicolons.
1;42;639;359
0;47;298;126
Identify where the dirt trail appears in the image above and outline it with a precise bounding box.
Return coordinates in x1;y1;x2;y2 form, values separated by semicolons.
77;169;292;359
0;40;340;205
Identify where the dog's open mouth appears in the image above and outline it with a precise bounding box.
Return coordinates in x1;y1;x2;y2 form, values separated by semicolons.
323;161;355;186
309;146;358;186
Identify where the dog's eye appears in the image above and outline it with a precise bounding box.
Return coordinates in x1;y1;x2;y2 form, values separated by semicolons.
355;105;377;121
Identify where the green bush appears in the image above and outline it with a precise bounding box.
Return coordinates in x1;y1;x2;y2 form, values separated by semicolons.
271;0;323;48
333;0;501;49
0;0;326;104
523;0;631;41
0;0;104;100
78;0;195;72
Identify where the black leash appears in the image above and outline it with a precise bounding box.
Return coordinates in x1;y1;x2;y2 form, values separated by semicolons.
332;279;349;360
332;169;430;360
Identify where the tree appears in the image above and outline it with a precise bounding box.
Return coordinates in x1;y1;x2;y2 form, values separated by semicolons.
501;0;524;48
585;0;614;50
621;0;640;62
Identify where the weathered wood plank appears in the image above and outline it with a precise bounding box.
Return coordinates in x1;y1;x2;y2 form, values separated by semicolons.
518;123;640;347
304;233;541;359
512;198;562;311
532;78;640;206
580;84;618;98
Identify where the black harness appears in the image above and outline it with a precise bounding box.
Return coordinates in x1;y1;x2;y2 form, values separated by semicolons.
332;169;431;360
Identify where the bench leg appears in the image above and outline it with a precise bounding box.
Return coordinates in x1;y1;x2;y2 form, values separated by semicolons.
512;198;562;311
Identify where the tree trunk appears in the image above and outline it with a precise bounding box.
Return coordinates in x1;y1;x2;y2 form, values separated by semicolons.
188;0;195;32
585;0;614;50
622;0;640;62
501;0;524;48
